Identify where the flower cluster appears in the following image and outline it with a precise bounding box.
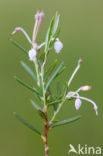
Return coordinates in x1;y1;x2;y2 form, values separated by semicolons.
12;10;63;62
66;60;98;115
66;86;98;115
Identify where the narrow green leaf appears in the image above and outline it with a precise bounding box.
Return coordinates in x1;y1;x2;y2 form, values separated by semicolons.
48;99;62;106
14;76;40;97
9;38;28;55
53;103;58;111
31;100;47;119
51;116;81;128
31;100;42;110
45;17;55;54
52;12;60;36
52;120;59;123
45;63;64;91
51;28;60;47
56;66;66;78
57;81;61;97
45;59;57;80
21;61;37;82
46;88;58;111
14;112;41;135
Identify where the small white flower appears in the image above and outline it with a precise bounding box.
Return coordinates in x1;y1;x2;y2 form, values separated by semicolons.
28;48;37;61
75;98;82;110
54;38;63;53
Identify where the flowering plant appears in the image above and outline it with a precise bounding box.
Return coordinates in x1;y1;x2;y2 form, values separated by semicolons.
10;10;98;156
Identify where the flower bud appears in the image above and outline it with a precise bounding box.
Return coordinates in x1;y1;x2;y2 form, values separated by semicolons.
75;98;82;110
80;85;92;91
28;48;37;61
54;38;63;53
12;27;32;45
78;58;83;65
94;105;98;116
12;27;21;34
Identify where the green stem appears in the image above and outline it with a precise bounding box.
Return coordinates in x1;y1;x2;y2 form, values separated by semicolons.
34;59;40;86
41;65;46;108
49;97;66;126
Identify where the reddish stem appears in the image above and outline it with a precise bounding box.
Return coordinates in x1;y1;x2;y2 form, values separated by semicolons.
44;116;49;156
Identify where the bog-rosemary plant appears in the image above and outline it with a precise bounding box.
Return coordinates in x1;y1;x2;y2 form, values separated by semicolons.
10;10;98;156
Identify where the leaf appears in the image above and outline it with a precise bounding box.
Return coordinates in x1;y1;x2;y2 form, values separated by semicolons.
45;59;57;80
45;62;64;91
14;76;41;97
52;12;60;36
52;120;59;123
50;28;60;47
31;100;47;119
14;112;41;135
9;38;28;55
56;66;66;78
31;100;42;110
20;61;37;82
45;17;55;54
57;81;61;97
51;116;81;128
48;99;62;107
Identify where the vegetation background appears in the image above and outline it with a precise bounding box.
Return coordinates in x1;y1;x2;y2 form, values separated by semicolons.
0;0;103;156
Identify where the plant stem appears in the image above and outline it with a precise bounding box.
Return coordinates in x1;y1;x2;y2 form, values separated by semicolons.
44;113;49;156
34;59;40;86
68;63;80;87
41;61;49;156
49;97;66;125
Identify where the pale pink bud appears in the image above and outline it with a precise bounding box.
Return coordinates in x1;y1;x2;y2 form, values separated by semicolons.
94;105;98;116
28;48;37;61
54;38;63;53
80;86;92;91
75;98;82;110
35;11;40;19
39;10;45;20
35;10;45;20
78;58;83;65
12;27;21;34
33;10;45;43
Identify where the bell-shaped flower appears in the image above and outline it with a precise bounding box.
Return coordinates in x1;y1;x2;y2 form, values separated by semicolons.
75;97;82;110
28;48;37;61
54;38;63;53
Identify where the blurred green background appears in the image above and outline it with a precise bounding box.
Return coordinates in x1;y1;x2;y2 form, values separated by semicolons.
0;0;103;156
